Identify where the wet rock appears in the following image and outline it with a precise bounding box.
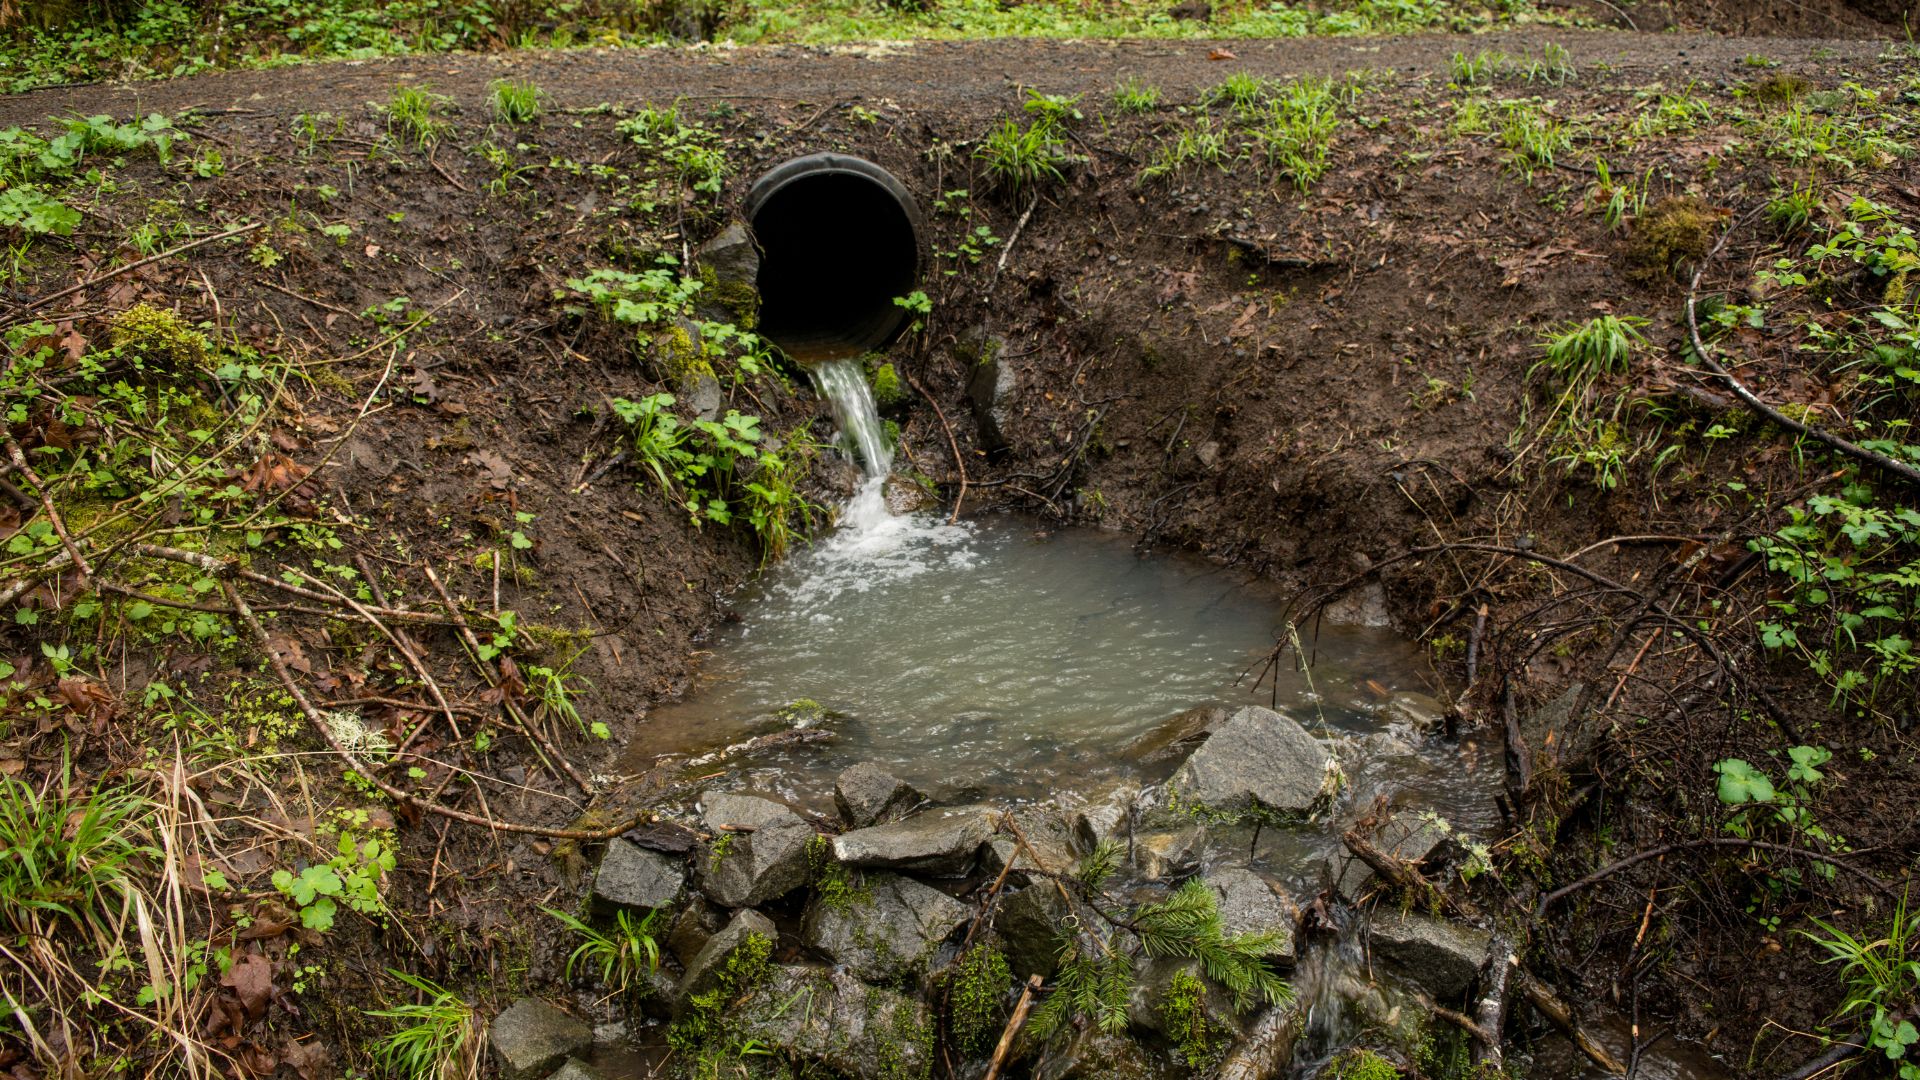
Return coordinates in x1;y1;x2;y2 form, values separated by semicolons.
1034;1024;1160;1080
960;328;1016;453
883;474;938;515
1127;956;1242;1038
1168;706;1332;820
695;793;815;908
833;804;998;877
833;762;923;829
490;998;592;1080
684;370;723;422
1330;809;1450;901
1132;825;1207;880
1123;704;1227;763
1206;866;1295;962
1381;691;1447;734
695;221;759;288
1323;581;1391;627
802;872;969;985
675;909;777;1011
1367;909;1490;1001
994;883;1072;980
666;898;725;969
736;965;935;1080
981;805;1078;878
548;1060;608;1080
1067;779;1141;852
591;839;685;913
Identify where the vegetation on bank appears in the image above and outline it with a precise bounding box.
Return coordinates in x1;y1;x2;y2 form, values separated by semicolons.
0;0;1567;93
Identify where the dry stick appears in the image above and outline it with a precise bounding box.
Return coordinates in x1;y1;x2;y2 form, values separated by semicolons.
2;433;92;586
901;371;969;524
301;564;462;749
1685;249;1920;489
1515;968;1628;1076
258;278;360;320
222;577;636;840
991;194;1039;285
1536;837;1902;912
423;563;591;794
127;543;468;626
1472;934;1515;1071
982;974;1043;1080
1342;827;1482;920
18;222;264;314
961;813;1022;950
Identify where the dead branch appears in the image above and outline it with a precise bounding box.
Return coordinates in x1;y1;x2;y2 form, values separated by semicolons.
18;222;265;314
1514;968;1627;1075
1342;826;1482;921
3;432;91;586
1536;837;1901;913
982;974;1043;1080
901;370;969;524
1472;934;1514;1070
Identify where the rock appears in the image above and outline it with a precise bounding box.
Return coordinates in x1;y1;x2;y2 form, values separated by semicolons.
802;872;969;985
883;474;937;515
1033;1024;1160;1080
833;805;998;877
1127;956;1242;1039
592;839;685;912
960;329;1016;453
1515;682;1591;769
547;1061;606;1080
1367;909;1490;1001
695;793;815;908
695;221;759;288
1381;691;1447;734
1132;825;1207;880
1124;705;1227;764
1066;779;1141;853
489;998;592;1080
683;370;722;422
980;805;1078;879
676;909;777;1011
833;762;923;829
666;897;725;968
1330;809;1450;900
994;883;1072;980
1206;866;1295;962
1194;439;1221;468
736;965;935;1080
1168;706;1332;820
1323;580;1391;628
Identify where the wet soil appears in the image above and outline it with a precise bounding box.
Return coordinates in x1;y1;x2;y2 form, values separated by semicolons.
1;23;1916;1079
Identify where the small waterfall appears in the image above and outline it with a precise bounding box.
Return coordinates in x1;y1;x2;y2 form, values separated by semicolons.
807;357;895;533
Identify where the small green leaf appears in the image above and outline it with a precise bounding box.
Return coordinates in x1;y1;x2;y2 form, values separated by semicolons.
1714;759;1776;805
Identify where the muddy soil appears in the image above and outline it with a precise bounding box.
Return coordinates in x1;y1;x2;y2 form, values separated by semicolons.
1;24;1916;1080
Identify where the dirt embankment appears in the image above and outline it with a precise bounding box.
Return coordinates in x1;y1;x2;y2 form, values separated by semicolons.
1;28;1916;1080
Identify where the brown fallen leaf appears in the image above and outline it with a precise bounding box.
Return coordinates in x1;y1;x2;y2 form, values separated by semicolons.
221;952;273;1022
1208;47;1236;60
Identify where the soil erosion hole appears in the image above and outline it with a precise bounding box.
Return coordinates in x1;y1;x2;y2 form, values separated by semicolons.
746;153;923;360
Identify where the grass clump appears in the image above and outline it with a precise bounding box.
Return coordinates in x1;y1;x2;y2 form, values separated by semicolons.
368;969;481;1080
1766;183;1822;234
544;906;664;993
384;84;452;149
1625;196;1719;284
1750;72;1812;105
1113;77;1161;114
1800;897;1920;1079
0;772;156;940
110;302;210;372
1327;1047;1403;1079
489;78;542;124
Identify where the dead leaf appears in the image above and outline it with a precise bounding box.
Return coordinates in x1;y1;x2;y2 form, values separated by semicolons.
221;953;274;1023
265;634;311;675
466;450;513;490
1208;47;1236;60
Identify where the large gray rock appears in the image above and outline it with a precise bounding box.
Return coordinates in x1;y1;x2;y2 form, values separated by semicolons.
1206;866;1295;963
489;998;592;1080
833;762;923;829
1127;956;1243;1040
665;898;725;968
1033;1024;1160;1080
592;839;685;912
1368;909;1490;1001
1122;705;1228;763
695;221;759;287
1169;706;1332;820
961;329;1015;453
981;805;1079;879
833;805;999;877
1132;825;1207;880
675;908;777;1011
1065;779;1141;853
736;965;936;1080
548;1061;607;1080
695;793;814;908
1330;809;1450;900
993;883;1072;980
802;872;969;985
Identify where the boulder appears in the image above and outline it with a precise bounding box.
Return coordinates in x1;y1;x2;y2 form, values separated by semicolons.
833;805;998;877
833;762;923;829
1065;779;1142;852
993;883;1072;980
666;898;725;969
1367;909;1490;1001
548;1061;607;1080
675;909;777;1011
1132;825;1207;880
735;965;935;1080
1205;866;1295;963
1168;706;1332;820
960;329;1015;453
489;998;592;1080
980;805;1079;879
802;872;969;985
592;839;685;912
695;793;814;908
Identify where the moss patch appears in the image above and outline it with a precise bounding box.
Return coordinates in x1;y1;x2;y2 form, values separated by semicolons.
943;944;1013;1054
1625;196;1719;284
110;302;210;371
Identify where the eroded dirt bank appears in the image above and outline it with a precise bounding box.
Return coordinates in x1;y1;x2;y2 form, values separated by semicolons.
1;29;1916;1080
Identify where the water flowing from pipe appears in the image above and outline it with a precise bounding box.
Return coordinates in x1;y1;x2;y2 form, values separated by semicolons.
807;356;896;534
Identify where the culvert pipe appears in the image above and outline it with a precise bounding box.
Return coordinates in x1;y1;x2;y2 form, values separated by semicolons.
744;153;924;361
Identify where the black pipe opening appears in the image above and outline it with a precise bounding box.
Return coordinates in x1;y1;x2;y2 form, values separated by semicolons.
745;154;924;361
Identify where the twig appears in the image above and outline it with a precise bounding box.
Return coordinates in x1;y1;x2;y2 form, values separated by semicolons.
1473;934;1514;1070
1536;838;1901;913
2;433;91;586
901;371;968;524
982;974;1043;1080
259;279;361;319
1515;968;1628;1076
19;222;264;313
992;194;1038;285
428;152;472;193
1685;249;1920;489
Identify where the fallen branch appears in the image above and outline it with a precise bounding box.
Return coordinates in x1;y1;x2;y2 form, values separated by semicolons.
982;974;1043;1080
1514;968;1627;1076
1342;825;1481;921
1473;934;1514;1070
3;433;91;587
901;370;969;524
991;194;1038;285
